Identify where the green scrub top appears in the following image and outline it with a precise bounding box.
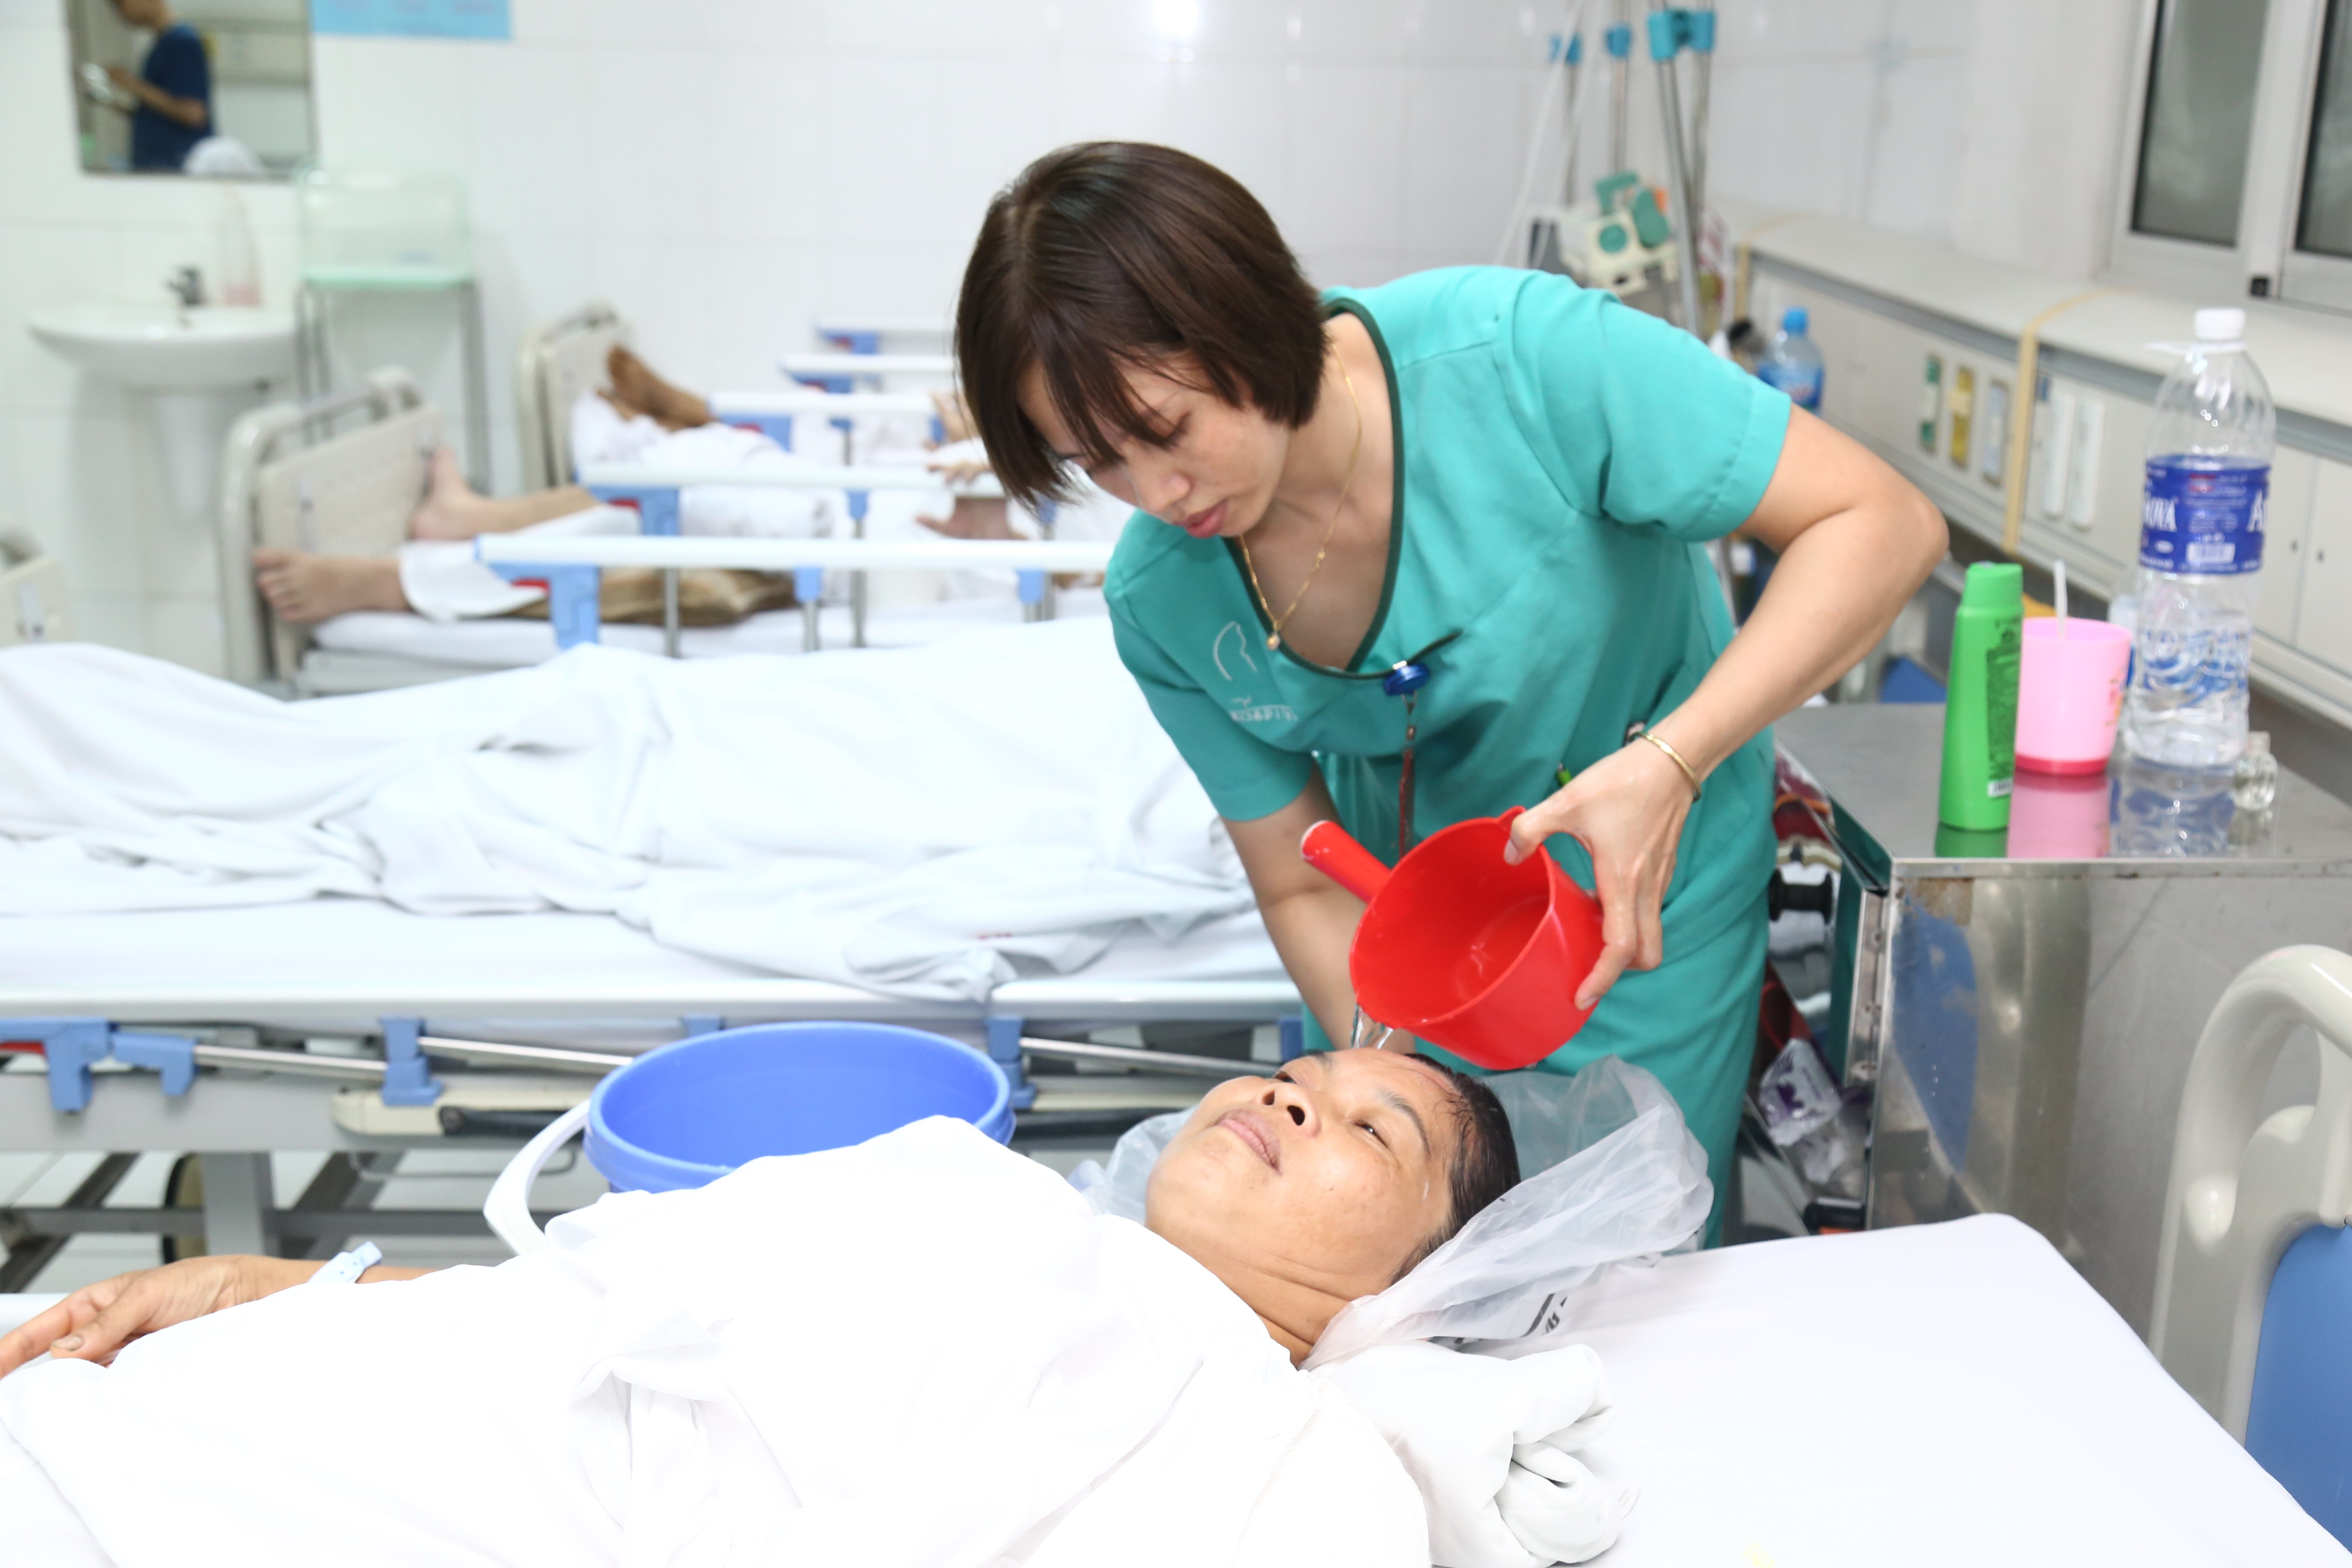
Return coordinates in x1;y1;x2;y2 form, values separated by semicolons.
1105;266;1791;1220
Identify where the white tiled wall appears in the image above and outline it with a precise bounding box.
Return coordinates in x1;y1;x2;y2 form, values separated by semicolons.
1707;0;2139;280
1;0;1571;673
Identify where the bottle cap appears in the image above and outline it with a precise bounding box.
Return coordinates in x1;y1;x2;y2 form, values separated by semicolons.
1959;560;2023;612
1782;306;1808;334
2194;307;2245;343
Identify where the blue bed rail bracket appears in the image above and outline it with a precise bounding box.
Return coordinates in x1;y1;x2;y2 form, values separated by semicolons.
985;1016;1039;1110
680;1014;724;1039
585;484;681;536
380;1016;443;1106
481;552;603;649
3;1016;197;1112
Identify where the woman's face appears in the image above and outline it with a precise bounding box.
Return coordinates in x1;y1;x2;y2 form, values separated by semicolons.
1017;357;1292;542
1145;1049;1461;1320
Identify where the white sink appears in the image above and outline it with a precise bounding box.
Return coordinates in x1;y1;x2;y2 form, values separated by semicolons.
28;302;297;391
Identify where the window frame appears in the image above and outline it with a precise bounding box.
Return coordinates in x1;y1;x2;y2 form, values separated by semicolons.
2106;0;2349;314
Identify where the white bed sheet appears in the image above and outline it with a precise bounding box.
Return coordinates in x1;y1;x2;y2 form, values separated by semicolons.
307;588;1109;669
0;899;1283;997
1570;1215;2344;1566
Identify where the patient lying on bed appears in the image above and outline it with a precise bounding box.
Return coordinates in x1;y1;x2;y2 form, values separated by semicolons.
0;1049;1516;1567
250;348;1068;631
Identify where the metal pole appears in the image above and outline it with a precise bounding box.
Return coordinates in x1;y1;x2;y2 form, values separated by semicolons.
1608;0;1631;172
1688;5;1714;226
662;567;680;657
458;279;492;493
201;1152;271;1256
851;514;868;649
1650;3;1705;338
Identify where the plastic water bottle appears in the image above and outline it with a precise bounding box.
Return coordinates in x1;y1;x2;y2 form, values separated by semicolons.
2119;307;2274;769
1757;306;1823;410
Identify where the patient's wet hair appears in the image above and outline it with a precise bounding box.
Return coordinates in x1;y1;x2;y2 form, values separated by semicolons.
1403;1061;1520;1281
955;141;1329;510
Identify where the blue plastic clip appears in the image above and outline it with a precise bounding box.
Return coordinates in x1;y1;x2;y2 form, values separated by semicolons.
1566;31;1584;64
1686;8;1714;52
6;1016;113;1113
793;566;825;604
826;330;882;354
487;559;603;648
985;1016;1038;1110
1605;21;1632;57
112;1032;196;1097
1381;660;1430;697
680;1014;724;1038
380;1017;442;1107
1016;569;1047;606
794;374;854;395
846;489;870;527
1647;8;1700;59
1279;1015;1306;1063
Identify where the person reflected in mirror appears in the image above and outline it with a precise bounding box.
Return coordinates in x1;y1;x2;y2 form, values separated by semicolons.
104;0;211;173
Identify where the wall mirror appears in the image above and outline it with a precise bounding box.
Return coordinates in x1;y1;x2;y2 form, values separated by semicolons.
66;0;315;177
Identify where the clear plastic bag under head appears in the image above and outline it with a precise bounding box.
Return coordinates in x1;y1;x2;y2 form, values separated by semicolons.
1067;1054;1712;1368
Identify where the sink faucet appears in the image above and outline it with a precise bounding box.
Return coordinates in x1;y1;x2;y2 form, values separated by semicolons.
164;267;206;309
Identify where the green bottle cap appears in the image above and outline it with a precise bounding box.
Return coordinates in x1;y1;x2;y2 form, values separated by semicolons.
1960;561;2023;612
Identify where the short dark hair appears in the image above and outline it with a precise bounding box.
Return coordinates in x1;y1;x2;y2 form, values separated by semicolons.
953;141;1329;510
1398;1060;1521;1280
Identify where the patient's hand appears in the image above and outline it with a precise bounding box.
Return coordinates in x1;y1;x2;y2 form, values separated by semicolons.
0;1255;318;1377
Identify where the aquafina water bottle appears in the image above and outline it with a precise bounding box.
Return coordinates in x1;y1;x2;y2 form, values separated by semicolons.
2119;307;2273;769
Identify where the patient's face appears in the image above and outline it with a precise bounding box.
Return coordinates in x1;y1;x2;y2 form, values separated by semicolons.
1145;1049;1459;1349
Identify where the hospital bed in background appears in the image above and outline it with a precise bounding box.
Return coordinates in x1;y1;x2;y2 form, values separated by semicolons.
0;533;71;649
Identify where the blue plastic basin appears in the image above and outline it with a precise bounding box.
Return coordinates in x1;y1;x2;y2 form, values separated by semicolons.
586;1021;1014;1194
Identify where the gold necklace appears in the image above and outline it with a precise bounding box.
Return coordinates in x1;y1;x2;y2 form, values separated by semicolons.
1240;363;1362;652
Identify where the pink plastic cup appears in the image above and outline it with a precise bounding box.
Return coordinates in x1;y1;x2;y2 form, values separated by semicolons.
2017;618;2132;776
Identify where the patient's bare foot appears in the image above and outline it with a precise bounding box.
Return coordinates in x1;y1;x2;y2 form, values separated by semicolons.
606;346;710;431
409;446;500;541
252;549;409;622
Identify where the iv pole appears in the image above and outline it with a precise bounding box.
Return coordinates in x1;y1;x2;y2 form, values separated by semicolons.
1648;1;1706;339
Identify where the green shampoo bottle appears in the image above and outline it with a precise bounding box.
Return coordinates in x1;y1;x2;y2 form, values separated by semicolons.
1939;562;2024;831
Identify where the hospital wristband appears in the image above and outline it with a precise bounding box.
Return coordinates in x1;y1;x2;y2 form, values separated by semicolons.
308;1241;383;1286
1629;727;1703;800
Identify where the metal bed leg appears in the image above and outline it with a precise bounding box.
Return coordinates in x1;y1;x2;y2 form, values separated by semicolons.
201;1153;271;1257
0;1153;139;1291
796;567;824;654
662;568;681;658
458;279;493;493
849;491;870;649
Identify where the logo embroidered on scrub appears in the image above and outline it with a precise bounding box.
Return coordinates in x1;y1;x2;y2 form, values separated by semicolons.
1213;621;1297;723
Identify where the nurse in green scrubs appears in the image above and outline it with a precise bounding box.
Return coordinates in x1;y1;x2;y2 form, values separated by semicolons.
956;144;1945;1235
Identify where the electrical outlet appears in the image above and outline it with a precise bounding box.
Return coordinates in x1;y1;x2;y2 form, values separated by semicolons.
1978;378;2010;487
2030;379;2074;521
2064;397;2104;531
1950;367;1975;471
1920;355;1942;454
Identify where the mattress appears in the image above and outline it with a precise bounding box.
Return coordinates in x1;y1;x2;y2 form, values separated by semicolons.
1580;1215;2343;1566
306;588;1109;669
0;898;1288;1032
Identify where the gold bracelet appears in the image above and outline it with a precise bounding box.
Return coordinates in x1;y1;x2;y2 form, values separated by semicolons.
1630;727;1703;800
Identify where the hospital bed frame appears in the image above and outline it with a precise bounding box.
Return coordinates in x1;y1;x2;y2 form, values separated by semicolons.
0;975;1302;1280
216;369;441;689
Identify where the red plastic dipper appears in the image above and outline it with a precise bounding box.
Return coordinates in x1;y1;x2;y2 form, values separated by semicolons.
1299;808;1607;1071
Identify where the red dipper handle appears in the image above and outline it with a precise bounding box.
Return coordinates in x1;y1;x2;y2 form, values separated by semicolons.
1300;820;1391;903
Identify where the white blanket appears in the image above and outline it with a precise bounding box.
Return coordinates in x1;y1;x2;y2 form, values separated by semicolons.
0;1119;1427;1568
0;619;1253;998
